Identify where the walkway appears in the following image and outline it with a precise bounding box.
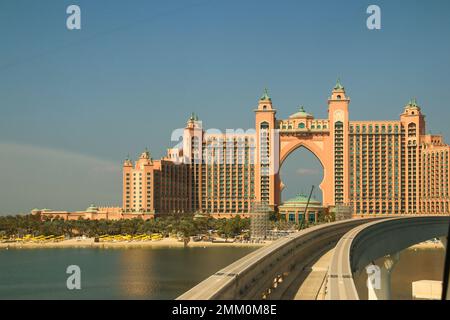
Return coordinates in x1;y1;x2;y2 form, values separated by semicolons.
293;248;334;300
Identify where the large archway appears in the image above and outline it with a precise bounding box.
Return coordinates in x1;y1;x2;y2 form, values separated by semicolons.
254;91;347;211
279;146;324;203
276;133;334;207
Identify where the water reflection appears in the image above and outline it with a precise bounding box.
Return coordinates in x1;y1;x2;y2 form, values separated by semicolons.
0;247;257;299
354;243;445;300
118;249;157;298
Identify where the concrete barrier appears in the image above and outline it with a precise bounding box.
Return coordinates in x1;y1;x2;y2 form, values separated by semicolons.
327;216;450;300
177;217;382;300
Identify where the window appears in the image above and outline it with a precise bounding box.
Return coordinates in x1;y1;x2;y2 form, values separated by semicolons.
260;121;269;129
289;213;295;222
298;123;305;129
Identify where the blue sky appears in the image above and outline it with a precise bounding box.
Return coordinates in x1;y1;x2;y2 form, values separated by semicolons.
1;0;449;213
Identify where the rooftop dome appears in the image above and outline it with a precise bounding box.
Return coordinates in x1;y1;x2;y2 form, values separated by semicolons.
86;204;99;213
333;78;345;91
405;98;421;110
284;193;320;204
260;88;271;101
289;106;313;119
189;112;199;121
279;193;322;209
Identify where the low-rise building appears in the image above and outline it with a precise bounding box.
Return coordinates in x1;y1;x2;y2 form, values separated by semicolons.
278;194;326;223
31;205;153;221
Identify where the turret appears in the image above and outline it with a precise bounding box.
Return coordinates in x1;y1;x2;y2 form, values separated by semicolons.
123;154;133;167
400;98;425;137
256;88;275;111
183;113;203;164
254;88;278;209
328;78;350;205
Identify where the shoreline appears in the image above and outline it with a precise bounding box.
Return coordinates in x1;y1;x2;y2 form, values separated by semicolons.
0;237;269;249
2;238;442;251
407;241;445;250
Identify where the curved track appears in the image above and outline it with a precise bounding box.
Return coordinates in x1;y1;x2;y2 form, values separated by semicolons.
326;216;450;300
177;218;381;300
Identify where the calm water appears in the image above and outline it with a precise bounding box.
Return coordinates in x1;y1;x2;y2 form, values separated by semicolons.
0;247;257;299
354;247;445;300
1;246;443;300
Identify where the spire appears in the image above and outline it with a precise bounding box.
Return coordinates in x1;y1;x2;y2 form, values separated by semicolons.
334;78;344;91
188;112;200;121
406;97;420;109
260;88;271;101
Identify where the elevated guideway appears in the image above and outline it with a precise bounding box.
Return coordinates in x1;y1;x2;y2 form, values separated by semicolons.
327;216;450;300
177;217;384;300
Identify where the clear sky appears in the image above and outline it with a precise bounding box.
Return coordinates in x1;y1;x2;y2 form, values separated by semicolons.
1;0;449;214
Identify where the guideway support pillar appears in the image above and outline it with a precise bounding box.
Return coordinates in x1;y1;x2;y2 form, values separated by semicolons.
367;253;400;300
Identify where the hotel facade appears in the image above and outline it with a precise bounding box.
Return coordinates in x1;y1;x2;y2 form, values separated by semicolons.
123;81;450;217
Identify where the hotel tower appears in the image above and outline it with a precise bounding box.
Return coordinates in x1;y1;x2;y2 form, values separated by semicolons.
123;81;450;217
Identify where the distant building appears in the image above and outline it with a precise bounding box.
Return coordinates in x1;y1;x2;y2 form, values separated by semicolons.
121;81;450;217
122;149;191;215
123;114;256;217
31;205;153;221
278;194;326;223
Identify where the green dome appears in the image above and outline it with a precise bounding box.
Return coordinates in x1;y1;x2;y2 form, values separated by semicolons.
289;106;313;119
284;193;320;204
334;78;345;91
189;112;200;121
406;98;420;109
279;193;323;209
260;88;271;101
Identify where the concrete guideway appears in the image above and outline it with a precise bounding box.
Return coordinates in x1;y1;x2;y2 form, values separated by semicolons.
177;217;385;300
326;216;450;300
290;248;334;300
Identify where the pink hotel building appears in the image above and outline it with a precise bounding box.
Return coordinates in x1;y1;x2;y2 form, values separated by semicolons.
123;81;450;217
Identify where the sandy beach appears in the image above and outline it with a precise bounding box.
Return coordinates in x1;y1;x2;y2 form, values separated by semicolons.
0;237;270;249
1;237;444;251
407;241;445;250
